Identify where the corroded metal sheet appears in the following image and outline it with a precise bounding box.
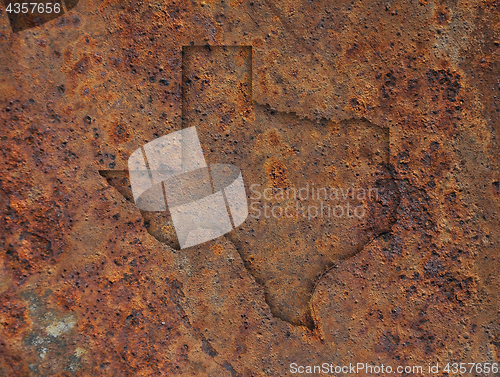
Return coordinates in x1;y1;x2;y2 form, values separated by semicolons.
0;0;499;376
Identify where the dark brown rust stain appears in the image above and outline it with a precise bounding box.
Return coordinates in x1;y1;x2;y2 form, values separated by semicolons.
435;8;450;24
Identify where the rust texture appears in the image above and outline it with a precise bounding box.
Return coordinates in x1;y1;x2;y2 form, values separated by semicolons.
0;0;499;376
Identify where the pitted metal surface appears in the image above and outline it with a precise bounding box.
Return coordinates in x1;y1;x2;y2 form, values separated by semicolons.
0;0;499;375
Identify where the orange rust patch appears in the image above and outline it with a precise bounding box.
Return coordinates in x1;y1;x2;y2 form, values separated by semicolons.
264;158;291;190
267;129;281;146
211;243;224;255
0;292;29;339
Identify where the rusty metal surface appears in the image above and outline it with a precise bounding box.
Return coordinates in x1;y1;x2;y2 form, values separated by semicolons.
0;0;499;376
